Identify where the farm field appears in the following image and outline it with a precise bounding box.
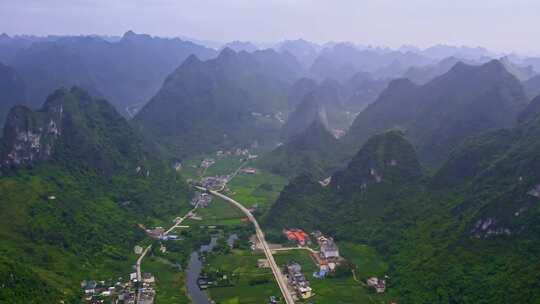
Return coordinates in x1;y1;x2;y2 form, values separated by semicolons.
227;168;288;215
273;247;395;304
204;249;281;304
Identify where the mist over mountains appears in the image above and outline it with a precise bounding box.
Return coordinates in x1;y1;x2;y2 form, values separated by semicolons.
2;30;540;303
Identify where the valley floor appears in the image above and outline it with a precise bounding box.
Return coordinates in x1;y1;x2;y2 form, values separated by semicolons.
92;152;396;304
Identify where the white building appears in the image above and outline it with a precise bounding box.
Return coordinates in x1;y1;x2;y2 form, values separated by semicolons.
320;238;339;259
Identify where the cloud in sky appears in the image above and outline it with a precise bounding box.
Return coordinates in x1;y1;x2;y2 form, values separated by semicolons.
1;0;539;53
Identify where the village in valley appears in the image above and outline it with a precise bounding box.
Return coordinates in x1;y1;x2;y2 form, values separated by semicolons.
81;270;156;304
81;146;394;304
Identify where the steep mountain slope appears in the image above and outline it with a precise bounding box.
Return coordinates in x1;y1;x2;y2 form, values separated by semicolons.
310;43;433;82
343;71;390;112
1;87;145;173
402;56;481;85
264;130;422;234
345;60;528;167
432;113;540;239
287;77;318;109
0;87;190;302
276;39;321;68
518;94;540;124
524;74;540;99
500;56;536;81
422;44;493;60
0;62;26;126
0;33;49;64
258;120;338;178
222;40;258;52
266;115;540;302
286;77;368;131
134;48;304;158
12;31;217;115
281;92;329;141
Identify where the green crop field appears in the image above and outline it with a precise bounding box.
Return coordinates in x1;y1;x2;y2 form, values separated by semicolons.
180;154;246;181
143;256;191;304
183;197;246;227
227;168;287;215
204;156;245;177
204;249;281;304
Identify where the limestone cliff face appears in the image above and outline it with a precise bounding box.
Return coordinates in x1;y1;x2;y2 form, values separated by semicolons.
2;86;149;175
1;101;63;167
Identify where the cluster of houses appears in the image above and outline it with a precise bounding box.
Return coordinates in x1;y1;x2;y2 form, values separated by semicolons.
251;111;285;125
200;158;216;168
215;148;248;158
312;231;341;278
282;229;342;279
285;262;313;300
191;191;212;207
331;128;346;139
216;148;258;160
81;272;155;303
366;276;387;293
240;167;257;175
200;175;229;190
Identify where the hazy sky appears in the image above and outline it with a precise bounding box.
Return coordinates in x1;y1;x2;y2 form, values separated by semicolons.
1;0;539;54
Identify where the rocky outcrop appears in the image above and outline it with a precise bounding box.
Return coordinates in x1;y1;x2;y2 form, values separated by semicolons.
1;101;63;167
331;130;422;194
1;86;144;174
471;217;512;238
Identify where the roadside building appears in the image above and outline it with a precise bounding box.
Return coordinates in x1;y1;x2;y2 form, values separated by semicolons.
143;273;155;284
320;237;340;259
285;262;313;299
145;227;165;240
366;277;386;293
201;158;216;168
241;167;257;174
134;245;143;255
283;229;310;246
257;259;270;268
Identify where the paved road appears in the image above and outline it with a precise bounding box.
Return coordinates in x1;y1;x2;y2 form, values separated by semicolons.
135;245;152;304
195;186;296;304
164;202;200;235
136;245;152;282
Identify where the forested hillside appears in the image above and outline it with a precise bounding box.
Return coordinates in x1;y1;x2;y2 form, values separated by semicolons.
0;88;190;303
264;112;540;302
345;60;528;167
134;48;304;158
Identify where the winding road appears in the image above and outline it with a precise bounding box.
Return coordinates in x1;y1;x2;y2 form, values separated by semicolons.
195;186;296;304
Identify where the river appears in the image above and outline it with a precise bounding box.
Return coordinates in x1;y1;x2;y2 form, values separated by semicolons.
185;236;218;304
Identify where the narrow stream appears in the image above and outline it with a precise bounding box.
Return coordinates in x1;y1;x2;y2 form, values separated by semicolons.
185;236;218;304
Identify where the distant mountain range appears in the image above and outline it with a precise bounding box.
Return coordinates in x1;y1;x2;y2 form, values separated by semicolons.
0;62;26;126
134;48;304;158
345;60;528;167
258;120;338;178
0;31;217;116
